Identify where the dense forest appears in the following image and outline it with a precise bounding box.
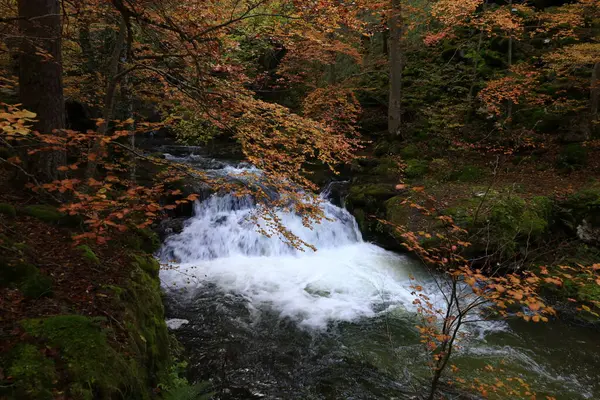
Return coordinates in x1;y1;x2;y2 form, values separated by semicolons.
0;0;599;399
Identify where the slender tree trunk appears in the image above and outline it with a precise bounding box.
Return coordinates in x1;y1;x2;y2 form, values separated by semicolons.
18;0;65;181
388;0;403;137
467;0;488;109
591;62;600;125
121;34;136;184
506;0;514;124
327;32;337;85
86;18;127;178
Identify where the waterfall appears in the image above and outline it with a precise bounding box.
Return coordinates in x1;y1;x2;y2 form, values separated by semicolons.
159;162;419;329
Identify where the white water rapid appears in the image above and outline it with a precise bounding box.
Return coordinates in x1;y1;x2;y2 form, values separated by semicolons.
159;166;422;329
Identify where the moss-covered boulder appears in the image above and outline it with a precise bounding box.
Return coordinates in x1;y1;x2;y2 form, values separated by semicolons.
346;183;398;210
21;315;137;400
2;254;172;399
404;159;429;179
556;186;600;245
445;194;553;260
122;255;170;384
20;205;64;223
370;157;402;180
5;344;57;400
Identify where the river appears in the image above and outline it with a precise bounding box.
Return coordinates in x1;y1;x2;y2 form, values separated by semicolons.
158;154;600;400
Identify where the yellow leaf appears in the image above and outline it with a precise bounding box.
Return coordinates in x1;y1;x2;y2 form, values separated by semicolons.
13;110;36;119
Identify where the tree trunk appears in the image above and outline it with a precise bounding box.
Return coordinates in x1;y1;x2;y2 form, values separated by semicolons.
388;0;403;137
591;62;600;123
86;18;127;179
506;0;513;124
18;0;65;181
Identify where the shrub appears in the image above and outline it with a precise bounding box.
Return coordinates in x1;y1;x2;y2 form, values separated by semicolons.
557;143;588;171
455;165;485;182
404;159;429;179
400;144;420;159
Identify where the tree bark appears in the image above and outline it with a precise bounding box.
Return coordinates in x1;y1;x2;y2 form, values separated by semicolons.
86;17;127;179
388;0;403;137
506;0;514;124
591;62;600;123
18;0;65;181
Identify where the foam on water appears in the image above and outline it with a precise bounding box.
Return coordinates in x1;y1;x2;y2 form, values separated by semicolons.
158;162;426;328
161;243;419;329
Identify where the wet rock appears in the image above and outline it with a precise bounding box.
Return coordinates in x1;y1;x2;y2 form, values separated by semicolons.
577;220;600;246
158;217;187;239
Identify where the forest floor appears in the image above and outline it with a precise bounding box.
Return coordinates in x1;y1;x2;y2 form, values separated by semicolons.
0;170;171;399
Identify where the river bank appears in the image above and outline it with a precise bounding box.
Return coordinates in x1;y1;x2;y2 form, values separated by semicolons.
0;170;183;399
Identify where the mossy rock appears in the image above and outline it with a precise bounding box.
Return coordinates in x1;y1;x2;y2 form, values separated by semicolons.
21;315;142;399
352;208;366;232
453;165;485;182
123;263;170;385
451;194;553;259
346;183;398;210
77;245;100;265
385;196;440;247
20;205;64;223
404;159;429;179
123;228;161;254
399;144;419;159
131;254;160;277
0;203;16;217
136;228;161;253
559;186;600;226
4;344;57;400
370;157;402;180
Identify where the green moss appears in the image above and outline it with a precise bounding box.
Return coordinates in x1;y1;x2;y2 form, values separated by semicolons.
131;254;160;277
352;208;366;231
102;284;124;297
577;282;600;304
347;184;397;210
123;261;170;385
0;203;16;217
20;205;64;223
123;228;161;253
399;144;419;159
454;165;485;182
6;344;57;400
429;158;452;181
22;315;127;393
557;186;600;230
77;245;100;265
385;196;411;226
404;159;429;179
371;157;401;180
22;315;141;399
136;228;161;253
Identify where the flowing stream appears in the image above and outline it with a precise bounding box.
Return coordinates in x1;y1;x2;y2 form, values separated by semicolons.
159;154;600;399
